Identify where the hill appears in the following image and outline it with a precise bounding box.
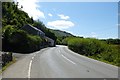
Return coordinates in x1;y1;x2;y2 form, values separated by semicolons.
49;29;74;45
50;29;74;38
2;2;56;53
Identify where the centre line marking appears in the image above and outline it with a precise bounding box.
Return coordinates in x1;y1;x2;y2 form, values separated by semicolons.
28;60;32;78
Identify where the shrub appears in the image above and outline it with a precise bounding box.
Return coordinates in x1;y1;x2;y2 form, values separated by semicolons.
68;38;107;56
62;37;75;45
66;37;119;66
27;34;42;52
2;25;43;53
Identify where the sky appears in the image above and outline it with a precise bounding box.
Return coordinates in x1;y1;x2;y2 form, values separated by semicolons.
14;0;119;39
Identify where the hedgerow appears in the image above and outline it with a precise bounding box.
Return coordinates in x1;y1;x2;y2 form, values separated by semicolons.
63;37;120;66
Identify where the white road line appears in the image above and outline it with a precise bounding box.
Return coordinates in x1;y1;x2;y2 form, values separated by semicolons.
59;50;61;53
33;53;36;56
32;56;34;60
28;60;32;78
61;54;76;65
58;49;76;65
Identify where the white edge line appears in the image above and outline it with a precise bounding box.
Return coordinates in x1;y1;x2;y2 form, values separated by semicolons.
32;56;34;60
67;47;118;68
58;49;76;65
28;60;32;78
61;54;76;65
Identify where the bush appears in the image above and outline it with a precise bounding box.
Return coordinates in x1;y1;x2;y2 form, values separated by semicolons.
2;25;43;53
68;38;107;56
97;45;120;66
10;30;43;53
66;37;119;66
27;34;43;52
62;37;74;45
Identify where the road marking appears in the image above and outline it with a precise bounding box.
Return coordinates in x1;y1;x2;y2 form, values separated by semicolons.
28;60;32;78
61;54;76;65
58;49;76;65
33;53;36;57
34;54;36;57
59;50;61;53
32;56;34;60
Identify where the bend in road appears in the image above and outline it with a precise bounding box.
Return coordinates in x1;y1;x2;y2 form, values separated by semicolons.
2;45;118;78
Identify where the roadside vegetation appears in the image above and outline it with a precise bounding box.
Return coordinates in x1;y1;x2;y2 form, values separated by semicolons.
1;55;16;72
2;2;56;53
2;25;43;52
0;52;16;73
1;2;119;67
62;37;120;67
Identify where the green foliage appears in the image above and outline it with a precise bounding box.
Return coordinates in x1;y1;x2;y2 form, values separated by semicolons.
2;25;43;53
2;2;57;53
26;35;43;52
101;38;120;45
106;39;120;44
2;25;15;38
32;21;57;41
50;29;74;45
62;37;74;45
64;37;120;66
50;29;74;38
56;37;66;45
2;2;31;28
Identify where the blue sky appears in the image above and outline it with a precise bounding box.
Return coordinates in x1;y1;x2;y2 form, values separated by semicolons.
15;0;118;39
40;2;118;39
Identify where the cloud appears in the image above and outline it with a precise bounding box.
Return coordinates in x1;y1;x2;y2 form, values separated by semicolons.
81;32;98;38
47;20;74;30
58;14;70;20
14;0;45;20
48;13;53;17
91;32;98;38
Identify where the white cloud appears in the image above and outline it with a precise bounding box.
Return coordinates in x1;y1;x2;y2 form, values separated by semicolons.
91;32;98;38
58;14;70;20
48;13;53;17
80;32;98;38
47;20;74;30
14;0;45;20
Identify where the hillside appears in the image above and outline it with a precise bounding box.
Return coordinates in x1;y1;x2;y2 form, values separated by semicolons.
49;29;74;45
50;29;74;38
2;2;56;53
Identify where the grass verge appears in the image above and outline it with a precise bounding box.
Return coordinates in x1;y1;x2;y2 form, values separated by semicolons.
0;57;16;73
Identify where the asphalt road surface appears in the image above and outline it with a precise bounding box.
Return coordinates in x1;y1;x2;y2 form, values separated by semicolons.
2;45;118;78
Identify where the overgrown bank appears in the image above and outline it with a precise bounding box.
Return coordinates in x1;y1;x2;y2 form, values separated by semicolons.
62;37;120;67
2;2;56;53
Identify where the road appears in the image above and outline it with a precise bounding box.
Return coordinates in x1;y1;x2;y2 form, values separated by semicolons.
2;45;118;78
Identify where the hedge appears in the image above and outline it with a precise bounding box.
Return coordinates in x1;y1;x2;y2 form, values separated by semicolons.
64;37;120;66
